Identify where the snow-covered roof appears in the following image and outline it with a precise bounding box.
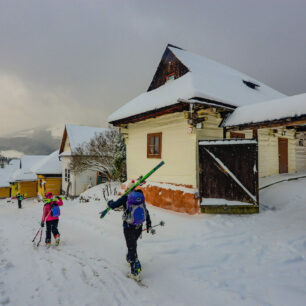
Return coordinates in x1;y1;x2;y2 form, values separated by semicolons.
108;46;285;123
223;93;306;128
32;151;62;175
11;155;45;182
0;162;20;187
66;124;108;151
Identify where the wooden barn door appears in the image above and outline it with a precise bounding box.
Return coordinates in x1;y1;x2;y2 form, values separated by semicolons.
278;138;288;174
199;140;258;205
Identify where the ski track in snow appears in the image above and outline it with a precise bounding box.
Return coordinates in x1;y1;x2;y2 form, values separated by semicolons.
0;179;306;306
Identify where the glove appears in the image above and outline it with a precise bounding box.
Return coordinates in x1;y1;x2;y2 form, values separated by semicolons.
146;220;152;233
107;200;113;209
41;222;44;227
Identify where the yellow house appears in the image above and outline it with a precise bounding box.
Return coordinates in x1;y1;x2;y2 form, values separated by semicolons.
10;155;46;198
108;44;306;214
10;182;18;197
0;159;20;198
34;151;62;198
0;187;10;198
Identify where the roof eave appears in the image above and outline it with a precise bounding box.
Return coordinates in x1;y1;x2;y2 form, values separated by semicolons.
109;102;190;126
109;97;237;126
224;115;306;130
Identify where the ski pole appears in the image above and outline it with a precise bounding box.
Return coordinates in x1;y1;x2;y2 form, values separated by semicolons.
143;220;165;234
36;229;43;247
100;161;165;219
32;227;42;243
32;209;51;246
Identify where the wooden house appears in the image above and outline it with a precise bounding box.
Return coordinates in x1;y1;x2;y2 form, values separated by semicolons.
33;151;62;198
0;160;19;198
59;124;108;197
10;155;45;198
108;44;306;214
222;93;306;175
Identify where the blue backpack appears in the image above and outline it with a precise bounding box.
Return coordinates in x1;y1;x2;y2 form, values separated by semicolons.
126;191;146;226
51;203;61;217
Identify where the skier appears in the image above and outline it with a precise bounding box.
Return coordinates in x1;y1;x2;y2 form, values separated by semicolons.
41;192;64;247
107;186;152;281
14;192;25;209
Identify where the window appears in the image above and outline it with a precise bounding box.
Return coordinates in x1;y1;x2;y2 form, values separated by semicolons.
97;172;108;184
65;169;70;182
230;131;245;139
242;80;260;89
147;133;162;158
166;73;175;82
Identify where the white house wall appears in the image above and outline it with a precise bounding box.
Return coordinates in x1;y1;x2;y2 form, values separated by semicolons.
61;155;98;197
258;129;296;177
124;110;298;191
126;112;197;187
64;137;71;152
226;128;296;177
61;156;71;195
73;169;97;196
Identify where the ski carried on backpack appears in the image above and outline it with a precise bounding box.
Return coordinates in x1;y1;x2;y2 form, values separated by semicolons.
43;196;64;203
100;161;165;219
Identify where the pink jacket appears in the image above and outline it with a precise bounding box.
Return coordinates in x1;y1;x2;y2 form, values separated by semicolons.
41;198;63;222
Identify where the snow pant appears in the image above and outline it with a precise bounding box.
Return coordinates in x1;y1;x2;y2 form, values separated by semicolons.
18;199;22;209
45;219;60;243
123;225;142;265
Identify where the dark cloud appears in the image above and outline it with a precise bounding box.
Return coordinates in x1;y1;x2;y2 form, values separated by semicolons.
0;128;60;155
0;0;305;136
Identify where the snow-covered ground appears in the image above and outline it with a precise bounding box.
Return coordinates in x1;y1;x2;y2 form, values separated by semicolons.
0;178;306;306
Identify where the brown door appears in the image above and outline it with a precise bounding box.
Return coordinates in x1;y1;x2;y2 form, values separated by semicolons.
199;141;258;205
278;138;288;173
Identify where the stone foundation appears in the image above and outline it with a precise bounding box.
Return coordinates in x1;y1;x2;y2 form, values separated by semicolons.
121;181;200;215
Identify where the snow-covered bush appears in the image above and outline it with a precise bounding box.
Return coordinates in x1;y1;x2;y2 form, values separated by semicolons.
70;128;126;182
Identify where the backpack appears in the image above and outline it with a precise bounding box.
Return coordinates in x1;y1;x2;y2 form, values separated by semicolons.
125;191;146;226
51;203;61;217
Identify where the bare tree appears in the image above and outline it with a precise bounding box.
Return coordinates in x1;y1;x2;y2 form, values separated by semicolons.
70;128;126;182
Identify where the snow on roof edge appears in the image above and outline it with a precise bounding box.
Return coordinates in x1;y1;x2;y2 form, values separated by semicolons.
223;93;306;127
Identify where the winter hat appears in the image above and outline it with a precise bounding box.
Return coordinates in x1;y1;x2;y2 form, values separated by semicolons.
46;192;53;199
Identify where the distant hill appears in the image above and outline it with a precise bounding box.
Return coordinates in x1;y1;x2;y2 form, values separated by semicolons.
0;126;63;157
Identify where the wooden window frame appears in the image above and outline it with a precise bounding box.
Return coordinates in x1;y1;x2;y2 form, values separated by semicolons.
147;133;162;159
65;169;70;182
166;73;175;82
230;131;245;139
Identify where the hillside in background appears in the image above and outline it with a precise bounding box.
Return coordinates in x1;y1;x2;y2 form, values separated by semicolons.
0;126;63;157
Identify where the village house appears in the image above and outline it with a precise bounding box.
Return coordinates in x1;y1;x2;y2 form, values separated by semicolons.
108;44;306;214
10;155;46;198
0;159;19;198
59;124;108;197
32;150;62;198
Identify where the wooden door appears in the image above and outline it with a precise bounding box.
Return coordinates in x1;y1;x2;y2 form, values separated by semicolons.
278;138;288;173
199;140;258;205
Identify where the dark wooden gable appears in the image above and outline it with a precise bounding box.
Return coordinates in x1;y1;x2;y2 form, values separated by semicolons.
147;44;189;92
59;126;68;155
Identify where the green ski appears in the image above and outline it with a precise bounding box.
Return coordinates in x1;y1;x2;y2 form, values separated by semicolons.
100;161;165;219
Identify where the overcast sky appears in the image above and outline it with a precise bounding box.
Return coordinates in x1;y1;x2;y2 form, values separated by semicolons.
0;0;305;136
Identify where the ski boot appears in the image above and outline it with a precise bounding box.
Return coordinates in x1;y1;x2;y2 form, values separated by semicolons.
45;242;51;248
55;235;60;246
128;259;142;282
